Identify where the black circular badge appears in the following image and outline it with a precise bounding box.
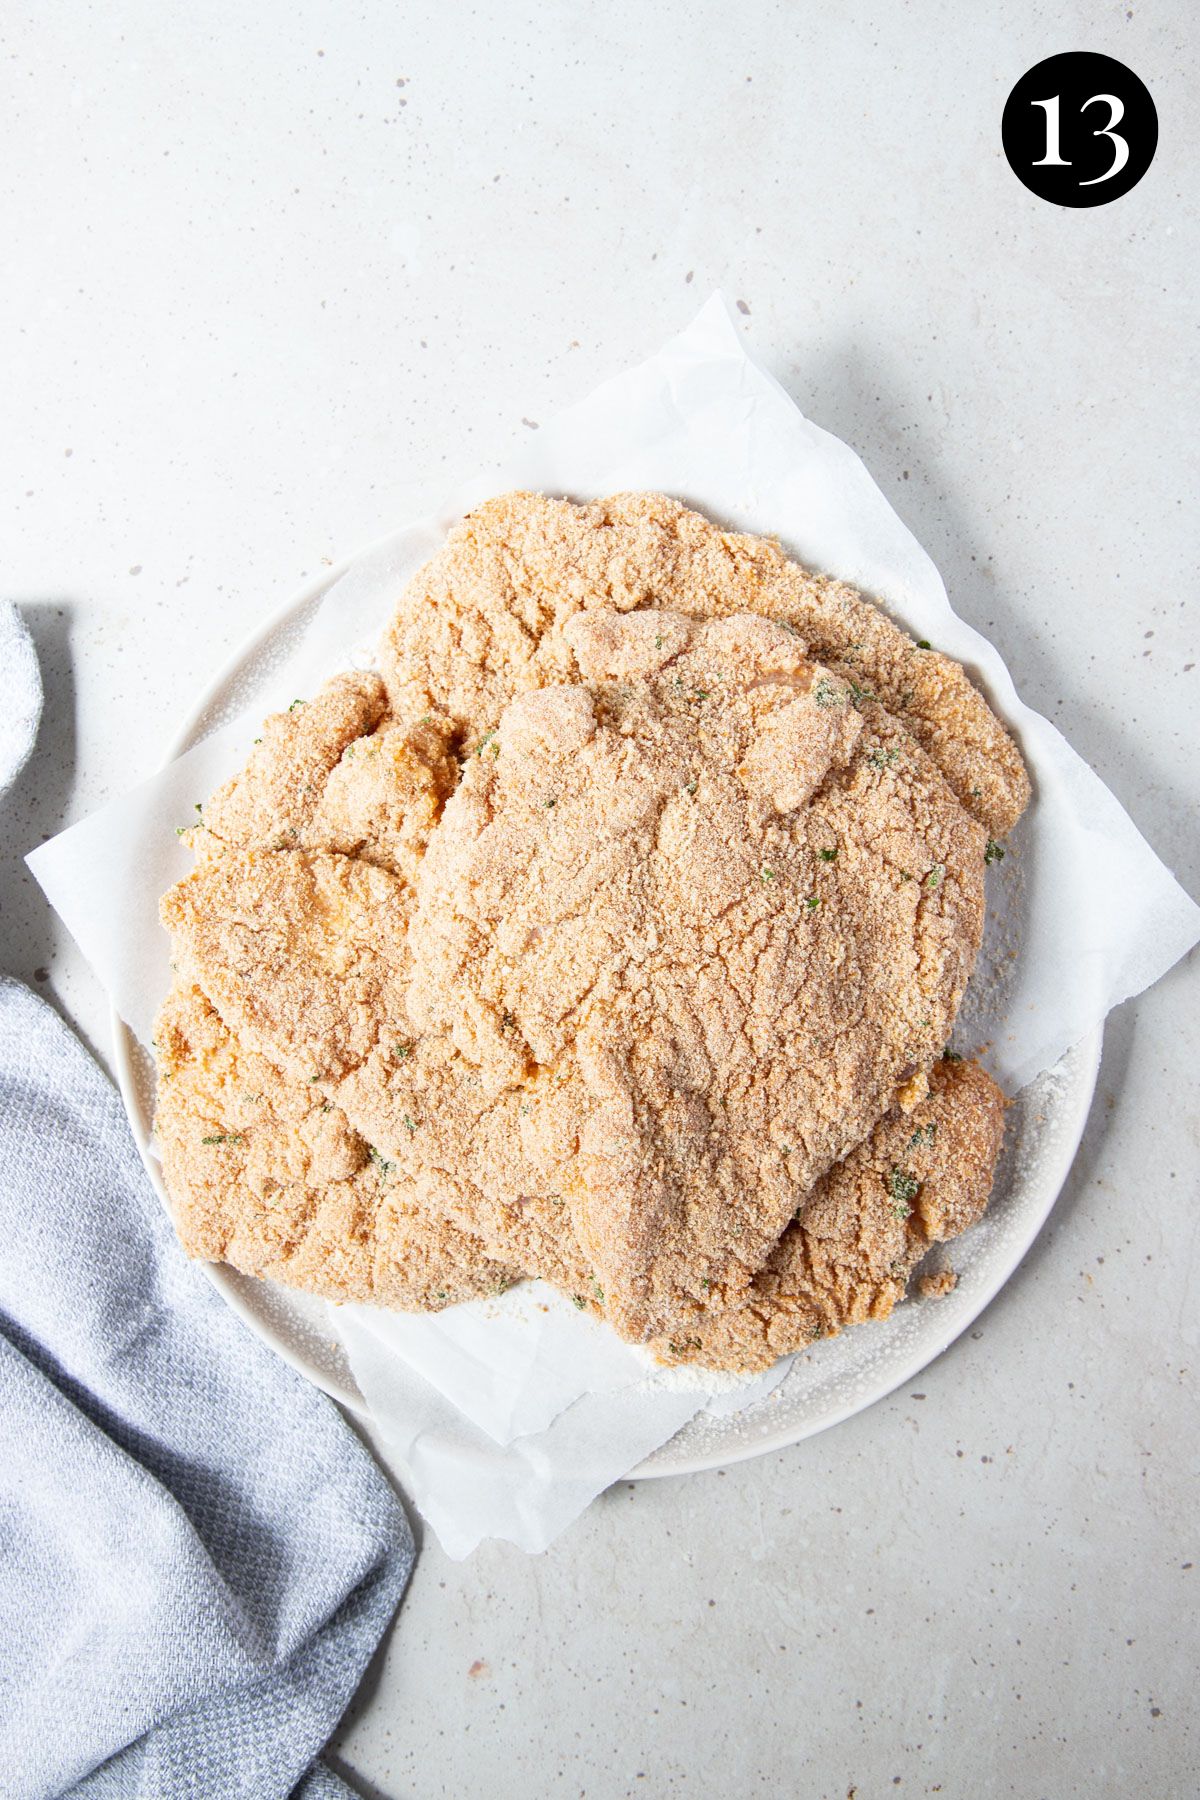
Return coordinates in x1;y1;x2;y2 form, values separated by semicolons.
1002;52;1157;206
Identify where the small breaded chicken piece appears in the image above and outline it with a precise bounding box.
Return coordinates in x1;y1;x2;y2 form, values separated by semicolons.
155;981;518;1310
379;491;1030;839
647;1057;1006;1371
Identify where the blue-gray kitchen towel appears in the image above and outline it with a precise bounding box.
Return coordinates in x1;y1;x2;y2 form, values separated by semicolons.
0;604;413;1799
0;976;414;1799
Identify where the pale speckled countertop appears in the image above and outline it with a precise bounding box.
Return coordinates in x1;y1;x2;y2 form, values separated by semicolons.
2;2;1197;1795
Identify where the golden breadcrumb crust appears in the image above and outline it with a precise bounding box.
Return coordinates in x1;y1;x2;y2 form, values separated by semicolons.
155;491;1027;1364
646;1057;1005;1371
156;981;517;1310
381;491;1029;837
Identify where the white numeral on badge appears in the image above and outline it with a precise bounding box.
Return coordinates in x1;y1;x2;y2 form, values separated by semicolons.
1030;95;1070;165
1078;94;1129;184
1030;91;1130;183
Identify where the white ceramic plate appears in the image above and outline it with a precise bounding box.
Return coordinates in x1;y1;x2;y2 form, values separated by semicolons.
112;553;1102;1480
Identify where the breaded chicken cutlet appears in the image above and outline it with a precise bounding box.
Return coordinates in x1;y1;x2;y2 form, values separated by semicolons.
155;492;1026;1369
156;981;518;1311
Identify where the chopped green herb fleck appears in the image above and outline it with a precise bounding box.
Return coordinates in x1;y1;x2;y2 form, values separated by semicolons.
592;1282;605;1305
501;1010;517;1031
572;1294;587;1311
685;778;698;795
655;634;664;649
288;698;306;711
925;864;944;890
942;1048;963;1062
819;846;838;862
544;796;557;808
692;689;710;702
985;838;1007;865
848;680;876;707
368;1147;395;1175
700;1277;711;1291
474;729;498;757
916;639;932;650
434;1289;448;1304
888;1167;920;1216
761;866;775;882
908;1121;937;1150
194;802;203;815
867;746;900;768
253;737;263;744
175;826;189;836
201;1133;244;1147
392;1042;411;1061
401;1114;418;1135
805;894;820;912
813;678;844;708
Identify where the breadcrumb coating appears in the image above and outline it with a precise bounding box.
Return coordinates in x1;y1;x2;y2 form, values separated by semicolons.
155;981;517;1310
646;1057;1005;1371
155;491;1027;1365
380;491;1029;837
397;609;986;1337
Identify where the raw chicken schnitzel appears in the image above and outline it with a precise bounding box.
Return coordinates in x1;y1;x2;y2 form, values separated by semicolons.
155;492;1025;1365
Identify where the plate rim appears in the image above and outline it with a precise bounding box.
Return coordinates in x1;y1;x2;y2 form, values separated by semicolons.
111;543;1104;1480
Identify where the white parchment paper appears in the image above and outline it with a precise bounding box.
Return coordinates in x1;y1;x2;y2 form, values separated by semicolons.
27;295;1200;1556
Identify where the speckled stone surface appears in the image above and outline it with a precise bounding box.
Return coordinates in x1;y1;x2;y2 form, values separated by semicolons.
2;2;1197;1795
